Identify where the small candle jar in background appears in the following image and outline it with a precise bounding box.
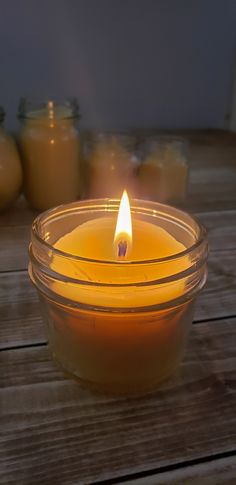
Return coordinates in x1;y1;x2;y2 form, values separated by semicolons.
138;137;188;202
18;98;81;211
83;133;138;198
0;107;23;211
29;198;207;394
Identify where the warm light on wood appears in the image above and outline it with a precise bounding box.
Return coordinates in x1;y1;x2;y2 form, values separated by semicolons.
114;190;132;260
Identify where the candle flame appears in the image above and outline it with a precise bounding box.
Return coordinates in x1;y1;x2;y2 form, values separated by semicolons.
114;190;132;260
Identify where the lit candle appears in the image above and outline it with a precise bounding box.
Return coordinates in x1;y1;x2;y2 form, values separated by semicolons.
52;191;187;307
29;192;207;393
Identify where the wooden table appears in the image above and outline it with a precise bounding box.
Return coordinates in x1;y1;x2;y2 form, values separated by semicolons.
1;131;236;484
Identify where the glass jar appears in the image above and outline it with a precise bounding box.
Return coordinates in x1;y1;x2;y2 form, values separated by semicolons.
83;132;138;198
138;137;188;202
29;198;208;394
18;98;81;211
0;107;23;211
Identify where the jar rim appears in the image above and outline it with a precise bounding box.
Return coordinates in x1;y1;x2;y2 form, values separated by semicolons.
18;97;80;120
32;198;207;266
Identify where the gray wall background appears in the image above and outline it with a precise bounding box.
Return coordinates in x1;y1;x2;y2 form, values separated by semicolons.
0;0;235;130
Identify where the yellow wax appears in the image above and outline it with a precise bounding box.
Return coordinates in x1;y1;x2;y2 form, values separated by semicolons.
40;214;195;392
52;217;188;308
55;217;185;259
138;148;188;202
86;138;136;198
20;111;80;210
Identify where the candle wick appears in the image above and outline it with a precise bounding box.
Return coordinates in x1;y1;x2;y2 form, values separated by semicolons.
118;240;128;258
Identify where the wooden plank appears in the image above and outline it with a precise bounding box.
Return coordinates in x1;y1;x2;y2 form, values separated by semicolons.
0;318;235;484
0;270;45;349
196;248;236;322
181;178;236;214
118;456;236;485
0;248;236;349
179;145;236;212
0;209;236;272
189;144;236;168
0;225;30;272
197;210;236;251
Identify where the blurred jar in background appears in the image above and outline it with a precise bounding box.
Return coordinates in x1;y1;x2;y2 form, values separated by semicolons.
18;98;81;211
84;133;138;199
0;107;22;211
138;137;188;202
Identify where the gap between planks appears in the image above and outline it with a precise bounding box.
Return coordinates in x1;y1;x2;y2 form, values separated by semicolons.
100;452;236;485
0;318;236;484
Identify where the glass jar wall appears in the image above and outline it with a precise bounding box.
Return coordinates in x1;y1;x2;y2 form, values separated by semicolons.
18;98;81;210
138;136;188;202
83;132;138;198
29;199;208;394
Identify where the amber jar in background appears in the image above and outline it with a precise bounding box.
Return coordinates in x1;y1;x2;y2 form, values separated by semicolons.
138;137;188;202
83;133;138;198
18;98;81;211
0;107;23;211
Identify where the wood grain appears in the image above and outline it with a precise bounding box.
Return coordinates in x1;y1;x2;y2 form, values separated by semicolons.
0;225;30;271
196;248;236;322
180;144;236;213
119;456;236;485
0;248;236;350
0;270;45;349
197;210;236;251
0;318;236;484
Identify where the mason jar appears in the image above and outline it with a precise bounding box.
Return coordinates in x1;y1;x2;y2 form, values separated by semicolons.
18;98;81;210
29;198;208;394
83;132;138;198
138;136;189;202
